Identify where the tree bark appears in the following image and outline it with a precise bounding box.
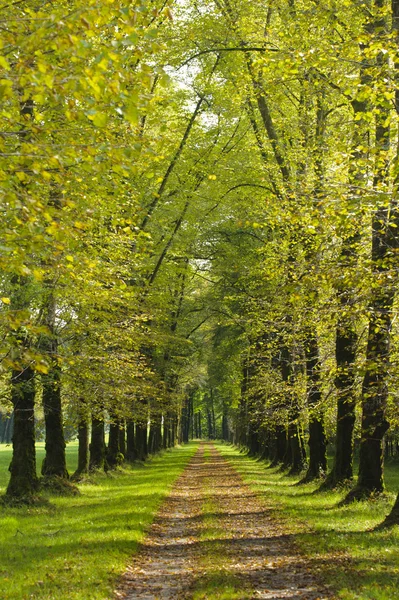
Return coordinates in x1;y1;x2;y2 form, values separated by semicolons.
75;417;89;476
89;415;106;471
303;334;327;481
270;424;287;467
135;422;148;460
324;320;357;487
6;367;39;499
119;421;126;457
346;1;394;499
41;362;68;478
126;420;137;461
107;420;122;468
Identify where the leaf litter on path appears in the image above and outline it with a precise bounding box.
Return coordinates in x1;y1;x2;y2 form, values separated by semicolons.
115;444;336;599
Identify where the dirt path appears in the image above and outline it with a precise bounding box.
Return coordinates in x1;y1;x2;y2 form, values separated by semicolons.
116;444;334;599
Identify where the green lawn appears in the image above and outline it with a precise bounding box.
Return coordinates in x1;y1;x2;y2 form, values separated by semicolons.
0;441;198;599
217;443;399;600
0;442;79;490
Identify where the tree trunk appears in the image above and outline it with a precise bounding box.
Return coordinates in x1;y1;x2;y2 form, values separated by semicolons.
324;317;358;488
148;415;161;453
287;420;307;475
75;417;89;476
119;422;126;457
222;408;229;441
171;417;176;447
126;420;137;461
181;395;190;443
303;334;327;481
135;422;148;460
41;363;68;478
162;414;169;450
270;424;287;467
89;415;106;471
6;367;39;499
248;426;260;456
347;1;394;498
207;408;213;439
107;420;121;468
327;34;369;488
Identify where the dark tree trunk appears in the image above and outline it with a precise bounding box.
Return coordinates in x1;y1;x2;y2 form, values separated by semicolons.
162;414;169;450
148;420;155;453
198;410;202;439
180;396;189;443
357;294;392;494
379;2;399;524
343;0;395;502
222;408;229;441
75;417;89;476
381;490;399;527
207;409;213;439
107;420;121;468
6;367;39;499
119;422;126;457
41;364;68;478
303;335;327;481
287;420;307;475
41;292;68;479
171;417;176;447
326;319;358;487
190;394;195;439
278;345;307;474
135;422;148;460
155;417;162;451
326;18;371;488
148;416;161;453
212;403;216;439
248;426;260;456
126;420;137;461
89;415;106;471
6;96;38;501
270;424;287;466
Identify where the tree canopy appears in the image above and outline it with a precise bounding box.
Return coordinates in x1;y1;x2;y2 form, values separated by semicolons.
1;0;399;524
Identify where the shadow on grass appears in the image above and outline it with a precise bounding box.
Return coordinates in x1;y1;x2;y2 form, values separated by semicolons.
218;444;399;598
0;443;199;600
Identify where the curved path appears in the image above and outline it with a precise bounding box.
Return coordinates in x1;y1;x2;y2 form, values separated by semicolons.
116;444;334;599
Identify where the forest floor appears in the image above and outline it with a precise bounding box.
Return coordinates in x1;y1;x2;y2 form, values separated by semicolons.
116;443;334;599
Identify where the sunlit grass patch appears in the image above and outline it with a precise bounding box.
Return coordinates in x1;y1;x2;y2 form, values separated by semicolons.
191;571;251;600
218;443;399;600
0;442;79;491
0;442;198;599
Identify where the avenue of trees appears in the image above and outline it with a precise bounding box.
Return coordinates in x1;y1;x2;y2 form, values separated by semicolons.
1;0;399;526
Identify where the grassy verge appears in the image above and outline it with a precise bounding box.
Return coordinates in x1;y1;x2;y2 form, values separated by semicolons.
0;441;198;599
217;442;399;600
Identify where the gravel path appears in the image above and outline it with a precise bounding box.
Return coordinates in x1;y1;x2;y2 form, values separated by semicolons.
116;444;334;599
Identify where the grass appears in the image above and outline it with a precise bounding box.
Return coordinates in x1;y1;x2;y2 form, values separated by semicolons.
217;442;399;600
0;441;198;599
0;442;79;490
